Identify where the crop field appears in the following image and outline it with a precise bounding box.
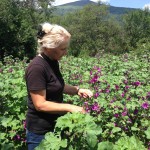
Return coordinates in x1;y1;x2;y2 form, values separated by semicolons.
0;52;150;150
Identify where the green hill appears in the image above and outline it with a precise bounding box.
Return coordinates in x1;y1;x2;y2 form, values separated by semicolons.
54;0;138;16
60;0;96;6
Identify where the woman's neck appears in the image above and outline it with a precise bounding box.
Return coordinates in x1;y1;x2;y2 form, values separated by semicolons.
42;51;53;60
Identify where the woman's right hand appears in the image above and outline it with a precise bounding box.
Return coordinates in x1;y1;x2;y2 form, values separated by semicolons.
69;104;86;114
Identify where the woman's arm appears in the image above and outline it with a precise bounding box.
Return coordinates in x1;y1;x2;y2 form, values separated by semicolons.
30;89;85;114
63;84;93;98
63;84;79;95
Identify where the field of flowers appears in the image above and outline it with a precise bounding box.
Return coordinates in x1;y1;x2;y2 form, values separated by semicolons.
0;52;150;150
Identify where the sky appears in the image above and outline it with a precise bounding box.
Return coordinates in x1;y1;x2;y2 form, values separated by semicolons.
52;0;150;9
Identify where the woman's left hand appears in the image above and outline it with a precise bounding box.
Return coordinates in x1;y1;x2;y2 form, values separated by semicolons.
77;89;93;98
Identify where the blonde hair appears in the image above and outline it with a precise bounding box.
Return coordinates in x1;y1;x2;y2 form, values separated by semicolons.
37;22;71;53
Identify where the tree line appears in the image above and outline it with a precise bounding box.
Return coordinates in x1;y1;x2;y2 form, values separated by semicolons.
0;0;150;60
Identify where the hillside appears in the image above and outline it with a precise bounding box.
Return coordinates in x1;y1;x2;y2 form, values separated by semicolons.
54;0;138;16
59;0;96;7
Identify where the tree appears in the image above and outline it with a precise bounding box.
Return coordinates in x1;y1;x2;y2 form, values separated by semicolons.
63;4;110;56
0;0;23;59
0;0;55;60
52;4;128;57
123;9;150;49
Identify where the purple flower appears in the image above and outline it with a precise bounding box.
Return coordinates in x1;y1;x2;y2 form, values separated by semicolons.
93;66;101;72
114;113;119;118
107;85;110;89
90;75;99;83
141;102;149;109
127;97;131;101
114;123;117;127
124;127;128;131
122;107;128;116
128;118;132;123
91;102;100;112
17;135;21;140
134;109;139;115
110;99;115;103
23;120;26;129
122;111;127;116
115;85;119;91
146;92;150;99
124;107;127;111
142;97;145;100
105;89;110;93
110;97;116;103
124;90;128;93
13;134;21;141
125;86;130;89
8;68;13;73
84;101;88;105
83;102;91;113
97;67;101;72
123;80;128;84
132;81;141;86
94;92;99;98
121;92;125;97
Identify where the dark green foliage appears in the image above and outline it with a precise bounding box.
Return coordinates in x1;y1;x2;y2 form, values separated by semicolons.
0;56;28;149
123;9;150;49
36;113;102;150
0;0;150;59
53;5;150;56
109;6;137;15
52;4;129;56
0;0;54;60
0;0;36;60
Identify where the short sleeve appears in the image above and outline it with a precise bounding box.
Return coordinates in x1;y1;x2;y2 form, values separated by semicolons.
26;64;47;91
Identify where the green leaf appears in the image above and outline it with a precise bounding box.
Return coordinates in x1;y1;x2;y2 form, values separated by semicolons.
9;131;16;139
1;143;14;150
145;127;150;139
18;113;25;120
60;139;67;148
0;133;6;140
86;131;97;148
1;117;13;127
36;132;67;150
98;141;114;150
85;123;102;135
112;127;121;133
131;127;140;131
114;135;147;150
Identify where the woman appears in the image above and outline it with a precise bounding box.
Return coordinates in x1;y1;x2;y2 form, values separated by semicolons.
25;22;93;150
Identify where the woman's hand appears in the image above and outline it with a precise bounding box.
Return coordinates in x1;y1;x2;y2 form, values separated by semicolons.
77;89;93;98
69;104;86;114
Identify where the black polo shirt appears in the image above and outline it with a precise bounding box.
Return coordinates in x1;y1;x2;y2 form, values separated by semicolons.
25;53;65;135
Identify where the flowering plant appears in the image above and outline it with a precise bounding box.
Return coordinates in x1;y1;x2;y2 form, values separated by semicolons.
61;53;150;149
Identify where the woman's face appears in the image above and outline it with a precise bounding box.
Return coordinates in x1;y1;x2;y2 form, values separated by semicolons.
45;40;69;60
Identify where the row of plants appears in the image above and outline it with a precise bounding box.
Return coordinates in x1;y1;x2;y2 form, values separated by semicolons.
0;51;150;149
0;56;28;150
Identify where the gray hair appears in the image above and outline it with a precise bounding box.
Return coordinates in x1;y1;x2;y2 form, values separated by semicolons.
37;22;71;53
